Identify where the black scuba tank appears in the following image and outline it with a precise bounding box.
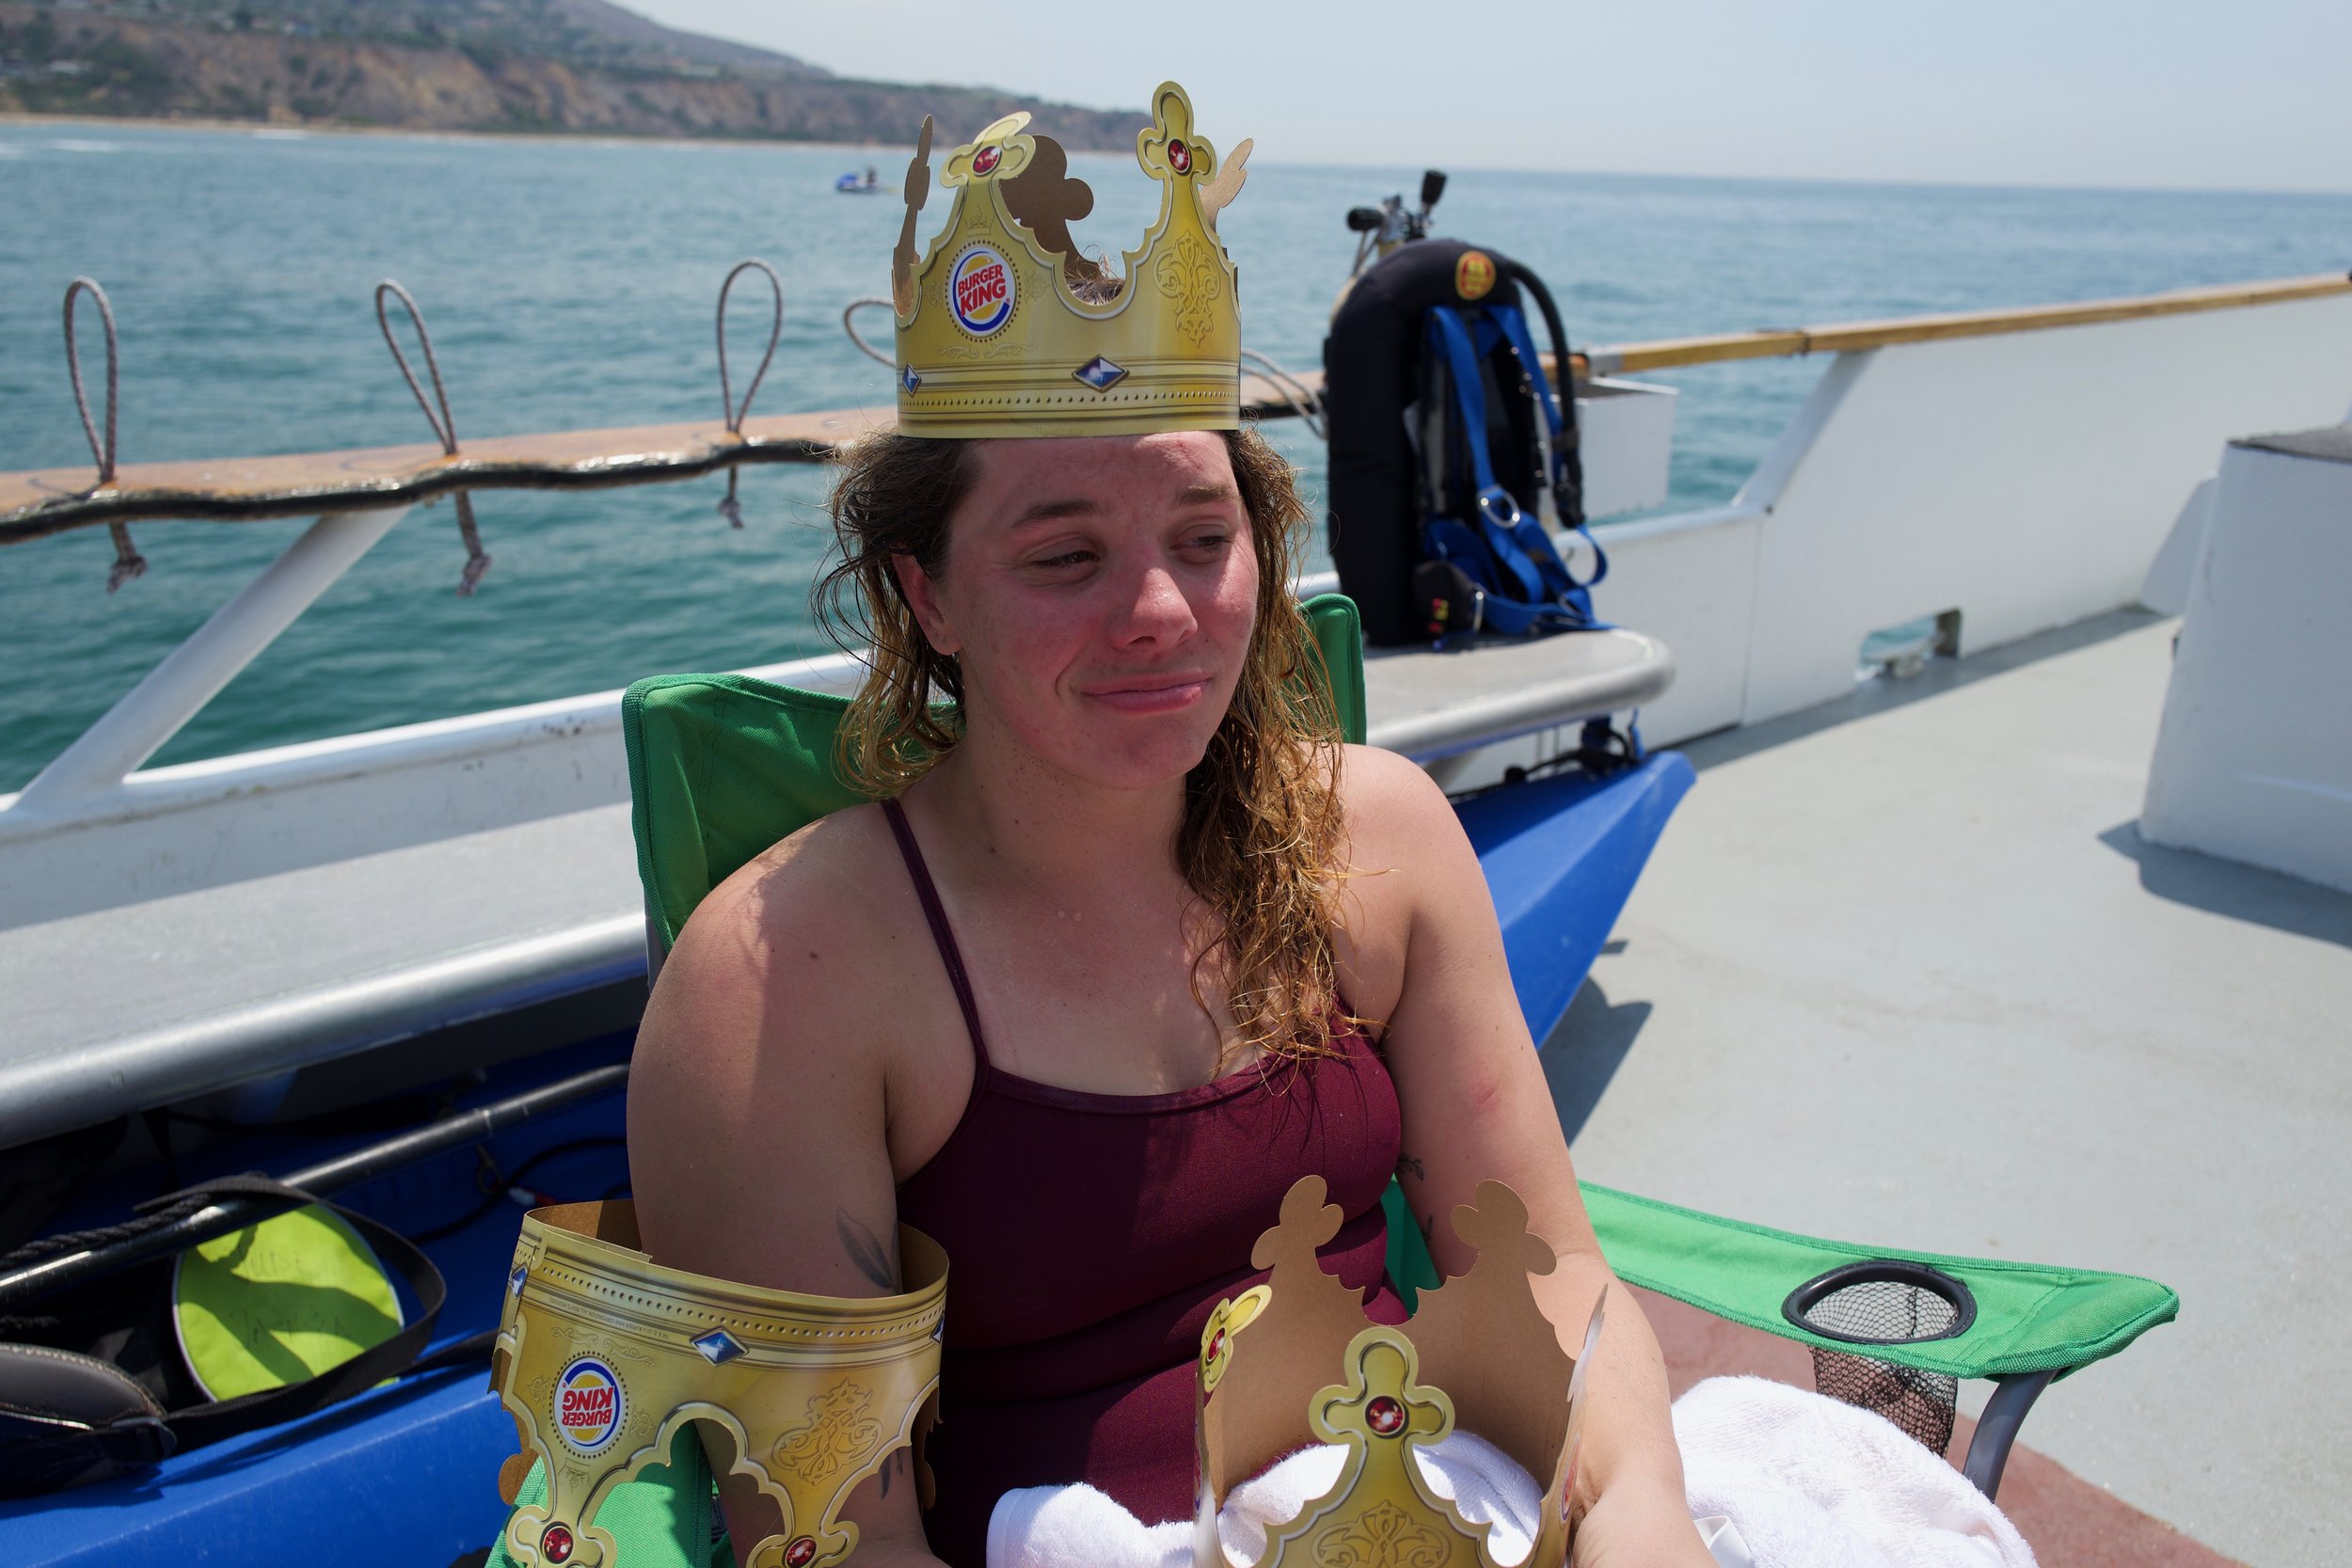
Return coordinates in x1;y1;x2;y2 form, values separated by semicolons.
1325;239;1585;646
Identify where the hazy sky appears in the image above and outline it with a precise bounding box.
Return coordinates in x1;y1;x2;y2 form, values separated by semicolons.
628;0;2350;194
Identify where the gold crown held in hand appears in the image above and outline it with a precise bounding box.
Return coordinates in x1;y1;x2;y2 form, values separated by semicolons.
491;1202;946;1568
889;81;1251;438
1194;1176;1606;1568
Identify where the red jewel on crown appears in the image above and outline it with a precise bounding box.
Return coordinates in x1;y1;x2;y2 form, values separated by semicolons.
972;145;1001;176
539;1523;574;1562
1365;1396;1405;1436
785;1537;819;1568
1167;138;1191;174
1206;1328;1227;1363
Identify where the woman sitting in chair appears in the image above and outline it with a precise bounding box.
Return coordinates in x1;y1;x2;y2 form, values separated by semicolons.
628;88;1708;1568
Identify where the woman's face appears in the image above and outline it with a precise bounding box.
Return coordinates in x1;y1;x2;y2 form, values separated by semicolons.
895;431;1260;792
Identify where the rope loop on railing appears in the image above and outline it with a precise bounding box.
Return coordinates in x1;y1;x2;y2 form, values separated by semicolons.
374;279;461;456
1240;347;1327;440
374;279;490;594
717;259;784;434
843;297;896;369
63;277;147;592
714;259;784;528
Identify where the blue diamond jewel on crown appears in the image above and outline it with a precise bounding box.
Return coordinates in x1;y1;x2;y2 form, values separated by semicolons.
1073;356;1129;392
508;1265;529;1297
900;364;922;395
691;1328;747;1365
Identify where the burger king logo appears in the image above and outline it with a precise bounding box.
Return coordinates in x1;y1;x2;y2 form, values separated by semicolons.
948;244;1016;338
552;1355;624;1455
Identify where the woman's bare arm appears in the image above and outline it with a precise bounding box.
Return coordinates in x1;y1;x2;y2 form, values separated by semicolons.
1342;747;1708;1567
628;829;944;1565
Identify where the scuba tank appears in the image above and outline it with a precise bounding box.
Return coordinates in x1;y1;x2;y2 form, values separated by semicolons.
1324;207;1597;647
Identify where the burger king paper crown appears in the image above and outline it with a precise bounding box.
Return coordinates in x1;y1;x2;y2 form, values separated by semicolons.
1195;1176;1605;1568
890;81;1248;437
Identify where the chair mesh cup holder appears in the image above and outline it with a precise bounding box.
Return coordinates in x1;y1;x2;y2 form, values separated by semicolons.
1784;1260;1977;1457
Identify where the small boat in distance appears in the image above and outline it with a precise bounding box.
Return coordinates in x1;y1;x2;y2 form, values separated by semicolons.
834;166;882;193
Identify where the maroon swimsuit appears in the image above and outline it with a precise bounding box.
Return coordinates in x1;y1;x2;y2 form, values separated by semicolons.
880;799;1406;1567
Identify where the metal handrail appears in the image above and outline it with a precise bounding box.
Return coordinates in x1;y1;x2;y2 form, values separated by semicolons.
1586;270;2352;374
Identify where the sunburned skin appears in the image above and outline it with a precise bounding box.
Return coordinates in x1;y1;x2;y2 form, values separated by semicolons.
890;433;1259;800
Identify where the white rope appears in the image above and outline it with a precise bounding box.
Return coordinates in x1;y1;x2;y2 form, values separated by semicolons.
63;277;146;592
842;297;896;369
374;280;490;594
1241;347;1327;440
714;259;785;528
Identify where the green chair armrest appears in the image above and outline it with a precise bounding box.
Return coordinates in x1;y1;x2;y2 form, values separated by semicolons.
1389;1181;2177;1380
1581;1183;2179;1381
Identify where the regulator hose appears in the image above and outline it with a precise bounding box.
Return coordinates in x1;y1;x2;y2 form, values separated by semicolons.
1496;257;1587;528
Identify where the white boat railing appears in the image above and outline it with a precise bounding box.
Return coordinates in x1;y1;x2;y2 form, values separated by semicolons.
10;507;412;816
1600;284;2352;742
4;273;2349;926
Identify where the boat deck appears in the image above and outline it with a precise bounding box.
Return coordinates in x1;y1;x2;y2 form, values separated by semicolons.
1559;609;2349;1568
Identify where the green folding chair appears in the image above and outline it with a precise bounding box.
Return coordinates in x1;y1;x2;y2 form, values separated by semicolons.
495;593;2176;1564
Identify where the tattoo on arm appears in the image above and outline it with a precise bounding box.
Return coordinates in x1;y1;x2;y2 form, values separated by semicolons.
835;1210;900;1291
1396;1152;1425;1181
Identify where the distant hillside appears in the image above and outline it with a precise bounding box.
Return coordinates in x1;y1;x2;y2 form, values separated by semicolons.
0;1;1147;148
92;0;834;80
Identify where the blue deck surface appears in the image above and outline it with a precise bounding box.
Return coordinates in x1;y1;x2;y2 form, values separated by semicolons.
4;755;1690;1566
1458;752;1695;1046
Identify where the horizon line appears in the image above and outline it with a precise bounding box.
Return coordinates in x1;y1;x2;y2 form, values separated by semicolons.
6;111;2350;203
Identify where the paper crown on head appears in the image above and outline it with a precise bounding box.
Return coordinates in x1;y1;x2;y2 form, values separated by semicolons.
890;81;1249;439
1195;1176;1604;1568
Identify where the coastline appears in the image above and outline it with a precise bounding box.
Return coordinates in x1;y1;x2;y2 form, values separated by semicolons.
0;109;892;154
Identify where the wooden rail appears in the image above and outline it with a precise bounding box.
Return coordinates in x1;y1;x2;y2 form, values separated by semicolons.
0;372;1322;546
6;272;2344;544
1584;271;2352;375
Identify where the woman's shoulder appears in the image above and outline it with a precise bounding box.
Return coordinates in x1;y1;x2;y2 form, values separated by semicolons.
688;800;902;944
1325;746;1478;1018
682;800;898;939
628;800;946;1294
1327;746;1522;1055
1334;742;1462;862
637;803;910;1069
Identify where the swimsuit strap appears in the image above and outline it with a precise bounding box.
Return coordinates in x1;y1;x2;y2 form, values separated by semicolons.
880;797;994;1069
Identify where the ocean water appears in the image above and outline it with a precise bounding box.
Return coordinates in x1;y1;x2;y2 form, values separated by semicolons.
3;121;2347;791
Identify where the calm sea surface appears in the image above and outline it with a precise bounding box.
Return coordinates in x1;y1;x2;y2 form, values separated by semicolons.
3;122;2347;790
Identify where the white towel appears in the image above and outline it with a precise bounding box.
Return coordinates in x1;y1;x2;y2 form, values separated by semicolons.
990;1376;2039;1568
986;1430;1544;1568
1674;1376;2038;1568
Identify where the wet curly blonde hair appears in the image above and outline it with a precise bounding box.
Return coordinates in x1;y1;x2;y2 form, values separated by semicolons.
813;424;1355;1064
